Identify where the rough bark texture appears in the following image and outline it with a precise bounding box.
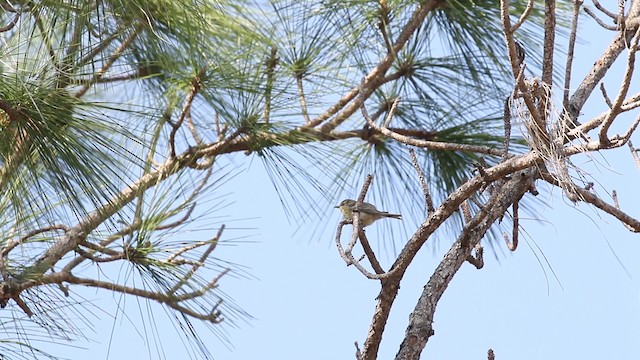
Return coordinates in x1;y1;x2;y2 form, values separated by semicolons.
395;168;537;359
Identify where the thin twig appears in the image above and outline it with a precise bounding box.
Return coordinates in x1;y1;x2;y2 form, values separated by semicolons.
510;0;535;32
600;83;613;108
75;24;144;97
541;174;640;231
567;4;640;122
358;229;385;275
264;47;278;124
629;141;640;171
362;104;504;156
584;7;618;30
169;225;225;294
0;12;20;32
296;74;311;125
599;26;640;145
563;0;583;108
409;149;434;213
170;67;206;158
504;201;519;251
592;0;618;19
501;0;548;129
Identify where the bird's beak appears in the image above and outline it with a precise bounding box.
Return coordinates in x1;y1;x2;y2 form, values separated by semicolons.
334;205;339;208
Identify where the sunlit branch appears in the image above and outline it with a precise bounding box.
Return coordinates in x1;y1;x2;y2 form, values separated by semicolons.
584;6;618;30
501;0;547;129
334;222;382;279
568;2;640;121
360;153;541;360
264;47;278;124
510;0;535;32
593;0;619;19
540;173;640;232
172;268;229;303
563;0;583;108
600;83;613;108
598;26;640;145
409;148;434;214
359;81;503;156
394;168;538;359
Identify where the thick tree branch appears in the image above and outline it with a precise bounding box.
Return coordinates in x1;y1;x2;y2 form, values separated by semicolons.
394;168;538;359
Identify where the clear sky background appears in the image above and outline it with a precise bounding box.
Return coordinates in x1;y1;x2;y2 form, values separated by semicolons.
34;6;640;360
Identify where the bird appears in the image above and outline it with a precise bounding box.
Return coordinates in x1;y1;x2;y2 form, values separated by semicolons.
335;199;401;227
514;40;526;67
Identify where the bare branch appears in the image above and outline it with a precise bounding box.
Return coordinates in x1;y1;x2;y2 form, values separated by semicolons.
510;0;536;32
394;168;538;359
592;0;618;19
504;201;519;251
542;0;556;86
501;1;548;129
408;149;434;213
16;225;69;247
363;111;504;156
503;96;513;160
629;140;640;171
264;47;278;124
358;229;385;275
541;174;640;231
38;272;223;322
360;153;542;360
568;4;640;123
600;82;614;108
345;174;374;256
584;7;618;30
383;97;401;128
296;73;311;125
466;244;484;269
563;0;584;108
170;67;206;158
598;26;640;145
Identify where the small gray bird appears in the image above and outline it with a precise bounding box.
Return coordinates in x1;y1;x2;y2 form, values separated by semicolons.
335;199;401;227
